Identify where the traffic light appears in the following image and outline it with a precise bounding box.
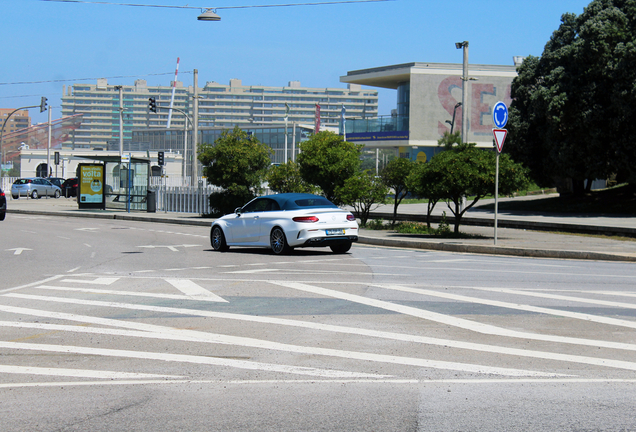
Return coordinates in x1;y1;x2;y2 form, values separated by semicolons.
40;96;48;113
158;151;165;166
148;97;157;113
54;151;60;165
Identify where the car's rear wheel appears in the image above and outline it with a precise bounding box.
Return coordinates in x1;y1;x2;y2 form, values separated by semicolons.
211;226;229;252
270;227;292;255
12;195;18;199
31;190;39;199
330;242;352;254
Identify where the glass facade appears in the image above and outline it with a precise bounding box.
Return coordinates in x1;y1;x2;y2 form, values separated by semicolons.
397;82;410;118
130;125;313;167
345;115;409;134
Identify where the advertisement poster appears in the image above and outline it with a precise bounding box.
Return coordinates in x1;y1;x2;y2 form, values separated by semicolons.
79;164;104;204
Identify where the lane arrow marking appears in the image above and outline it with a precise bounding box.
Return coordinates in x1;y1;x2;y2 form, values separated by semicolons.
6;248;32;256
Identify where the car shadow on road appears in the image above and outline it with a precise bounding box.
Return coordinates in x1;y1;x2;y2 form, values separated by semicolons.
203;247;345;256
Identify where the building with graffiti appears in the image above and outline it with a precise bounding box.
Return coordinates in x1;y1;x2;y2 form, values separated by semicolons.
340;60;520;163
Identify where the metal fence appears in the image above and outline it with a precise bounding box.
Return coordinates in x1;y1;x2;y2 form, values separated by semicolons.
1;177;19;194
153;184;221;214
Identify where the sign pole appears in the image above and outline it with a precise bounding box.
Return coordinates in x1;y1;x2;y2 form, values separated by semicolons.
492;101;509;247
494;152;499;245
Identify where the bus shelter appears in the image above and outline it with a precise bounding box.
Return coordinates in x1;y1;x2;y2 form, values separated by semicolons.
76;155;151;212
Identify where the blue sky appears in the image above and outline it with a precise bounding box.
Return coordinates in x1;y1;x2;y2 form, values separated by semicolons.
2;0;591;125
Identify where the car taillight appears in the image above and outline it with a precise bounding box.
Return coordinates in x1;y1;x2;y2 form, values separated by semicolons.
293;216;319;223
0;192;4;197
347;214;356;221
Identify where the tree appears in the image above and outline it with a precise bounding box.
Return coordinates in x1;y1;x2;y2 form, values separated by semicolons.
426;144;529;233
297;131;363;205
406;161;446;229
266;161;319;194
380;157;415;225
438;130;462;150
198;126;272;215
508;0;636;192
335;170;388;226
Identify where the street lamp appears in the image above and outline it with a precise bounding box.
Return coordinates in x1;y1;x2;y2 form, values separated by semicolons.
455;41;469;144
445;102;462;135
198;9;221;21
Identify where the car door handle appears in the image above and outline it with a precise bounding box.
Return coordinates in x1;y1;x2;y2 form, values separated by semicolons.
253;215;260;219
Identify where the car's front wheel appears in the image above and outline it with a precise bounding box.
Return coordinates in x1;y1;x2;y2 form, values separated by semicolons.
12;195;18;200
330;242;352;254
270;227;292;255
211;226;229;252
54;190;60;199
31;190;39;199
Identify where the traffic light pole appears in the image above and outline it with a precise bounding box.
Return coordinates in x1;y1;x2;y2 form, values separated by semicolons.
151;105;192;182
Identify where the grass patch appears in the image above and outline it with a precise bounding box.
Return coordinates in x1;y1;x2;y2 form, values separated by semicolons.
364;215;484;239
476;183;636;214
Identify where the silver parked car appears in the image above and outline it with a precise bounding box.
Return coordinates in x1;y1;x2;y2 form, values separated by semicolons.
11;177;62;199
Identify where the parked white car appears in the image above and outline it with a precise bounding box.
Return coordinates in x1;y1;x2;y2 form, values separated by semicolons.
210;193;358;254
11;177;62;199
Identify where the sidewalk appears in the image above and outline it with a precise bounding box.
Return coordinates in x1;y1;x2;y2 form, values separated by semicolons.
5;195;636;262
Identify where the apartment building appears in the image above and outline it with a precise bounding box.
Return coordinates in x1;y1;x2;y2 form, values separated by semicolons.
0;108;31;135
61;78;378;149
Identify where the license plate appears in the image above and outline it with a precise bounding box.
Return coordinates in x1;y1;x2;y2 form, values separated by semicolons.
326;229;345;236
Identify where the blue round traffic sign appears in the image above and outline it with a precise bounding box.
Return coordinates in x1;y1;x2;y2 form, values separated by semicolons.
493;101;508;129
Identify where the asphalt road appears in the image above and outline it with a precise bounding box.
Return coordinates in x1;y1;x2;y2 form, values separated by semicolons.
1;214;636;431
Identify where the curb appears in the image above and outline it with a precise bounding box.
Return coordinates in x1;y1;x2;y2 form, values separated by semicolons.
368;212;636;239
357;236;636;262
9;209;211;227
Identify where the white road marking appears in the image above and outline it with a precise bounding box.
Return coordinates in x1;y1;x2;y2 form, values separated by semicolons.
76;228;99;232
3;317;636;372
372;283;636;330
138;244;201;252
62;277;119;285
2;377;636;390
67;267;81;273
5;248;32;255
527;289;636;300
0;275;65;295
227;268;280;274
269;281;636;351
0;365;183;380
164;279;227;302
468;286;636;310
0;342;389;379
0;301;571;377
354;262;636;280
34;285;227;303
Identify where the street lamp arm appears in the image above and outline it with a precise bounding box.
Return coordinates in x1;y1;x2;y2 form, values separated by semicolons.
1;104;41;177
155;105;192;126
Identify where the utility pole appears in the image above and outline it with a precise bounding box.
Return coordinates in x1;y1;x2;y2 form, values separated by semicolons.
115;85;124;158
192;69;199;186
47;106;52;177
456;41;469;143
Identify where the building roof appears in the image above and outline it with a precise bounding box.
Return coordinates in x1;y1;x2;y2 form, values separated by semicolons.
340;62;518;89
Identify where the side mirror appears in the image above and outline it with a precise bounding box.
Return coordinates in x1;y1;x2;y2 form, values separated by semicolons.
234;207;242;216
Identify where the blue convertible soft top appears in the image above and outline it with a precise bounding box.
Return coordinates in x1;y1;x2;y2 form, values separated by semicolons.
264;193;338;211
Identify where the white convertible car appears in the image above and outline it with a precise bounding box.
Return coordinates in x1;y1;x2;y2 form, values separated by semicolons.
210;193;359;254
